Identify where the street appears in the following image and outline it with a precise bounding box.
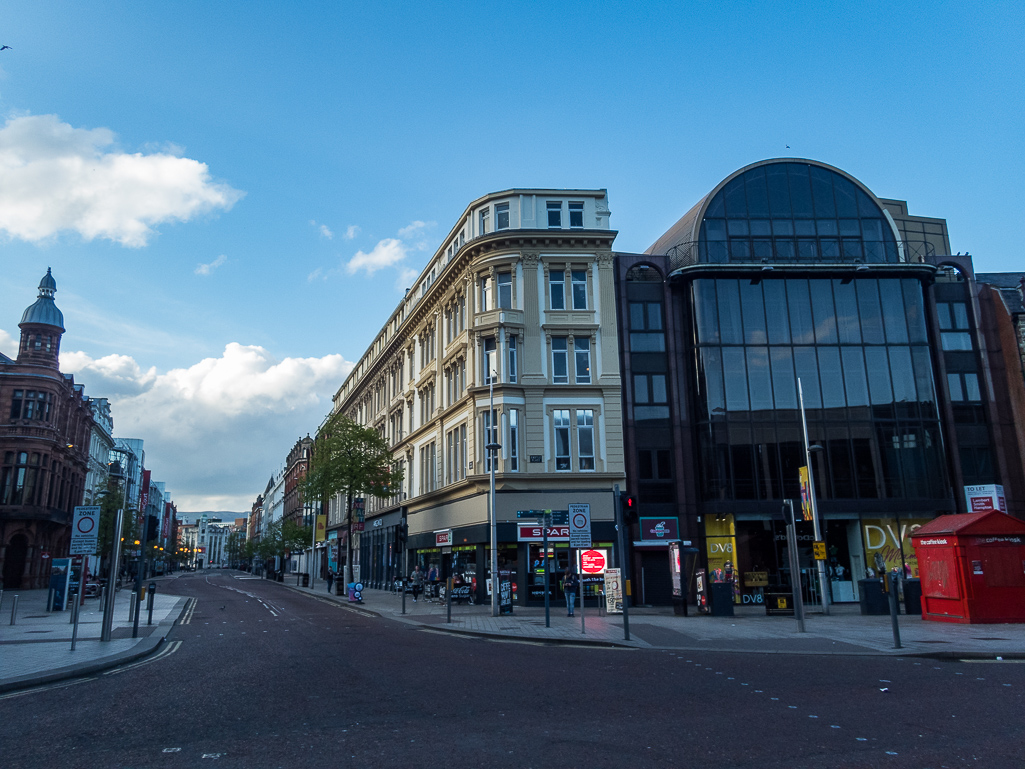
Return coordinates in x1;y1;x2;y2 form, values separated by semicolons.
2;571;1023;769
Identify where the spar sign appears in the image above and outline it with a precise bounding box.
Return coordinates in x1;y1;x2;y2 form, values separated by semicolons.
70;505;101;555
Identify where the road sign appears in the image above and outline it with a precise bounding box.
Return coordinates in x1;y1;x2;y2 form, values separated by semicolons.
579;549;607;574
813;541;826;560
568;503;591;548
70;505;101;555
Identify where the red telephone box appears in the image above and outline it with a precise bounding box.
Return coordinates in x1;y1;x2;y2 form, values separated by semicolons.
911;511;1025;624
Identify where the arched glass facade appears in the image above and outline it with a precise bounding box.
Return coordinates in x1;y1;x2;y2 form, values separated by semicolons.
692;276;947;503
698;163;900;265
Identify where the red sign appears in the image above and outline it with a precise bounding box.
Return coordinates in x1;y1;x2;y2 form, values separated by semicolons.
580;550;606;574
517;525;570;542
435;530;452;546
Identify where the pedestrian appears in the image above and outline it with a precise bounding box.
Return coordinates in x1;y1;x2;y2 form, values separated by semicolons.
563;567;579;616
411;564;424;602
326;569;334;593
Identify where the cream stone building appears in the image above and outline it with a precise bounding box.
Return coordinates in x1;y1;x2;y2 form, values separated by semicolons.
328;189;625;606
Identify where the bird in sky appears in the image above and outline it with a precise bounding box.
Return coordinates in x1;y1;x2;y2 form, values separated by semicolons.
0;46;11;51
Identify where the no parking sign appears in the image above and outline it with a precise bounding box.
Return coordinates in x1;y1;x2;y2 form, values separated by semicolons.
70;506;100;555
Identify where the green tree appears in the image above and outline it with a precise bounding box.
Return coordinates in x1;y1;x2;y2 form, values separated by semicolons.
95;486;139;579
302;412;403;584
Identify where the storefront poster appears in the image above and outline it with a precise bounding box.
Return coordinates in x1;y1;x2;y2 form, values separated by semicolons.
964;485;1007;514
669;542;682;598
604;568;623;614
704;514;738;602
862;518;931;578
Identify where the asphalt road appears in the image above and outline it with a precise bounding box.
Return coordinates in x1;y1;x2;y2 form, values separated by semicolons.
2;571;1023;769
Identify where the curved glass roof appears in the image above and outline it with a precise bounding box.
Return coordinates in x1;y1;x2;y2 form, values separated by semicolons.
647;160;901;267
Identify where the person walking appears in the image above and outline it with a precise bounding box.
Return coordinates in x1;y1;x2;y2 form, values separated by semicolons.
326;569;334;593
563;567;579;616
411;564;424;602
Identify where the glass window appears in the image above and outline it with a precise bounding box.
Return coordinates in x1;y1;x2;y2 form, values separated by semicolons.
550;269;565;310
809;280;838;344
574;338;591;384
888;347;917;406
856;280;885;344
718;280;743;344
479;275;491;312
482;410;497;472
787;280;814;344
547;201;562;228
864;348;893;406
770;347;797;409
647;303;663;330
693;281;719;344
634;374;649;403
554;410;571;470
630;333;666;352
964;372;981;401
630;301;647;330
569;201;584;228
841;347;869;408
817;347;845;409
497;272;512;309
507;336;517;383
479;208;489;235
941;332;972;351
722;348;749;411
700;348;725;418
483;337;496;385
509;410;519;471
571;270;587;309
495;202;510;230
833;280;861;345
902;280;927;343
763;281;790;344
551;337;568;384
747;347;773;411
578;410;594;470
740;282;767;344
793;348;821;408
946;373;964;402
879;280;909;344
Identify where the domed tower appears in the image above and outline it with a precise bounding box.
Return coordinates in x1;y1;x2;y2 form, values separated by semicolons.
17;268;65;368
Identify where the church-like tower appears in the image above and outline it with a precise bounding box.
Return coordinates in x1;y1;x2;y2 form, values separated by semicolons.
17;268;65;368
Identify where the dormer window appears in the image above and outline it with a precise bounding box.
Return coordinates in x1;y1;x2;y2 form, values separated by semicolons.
569;201;584;228
547;201;562;228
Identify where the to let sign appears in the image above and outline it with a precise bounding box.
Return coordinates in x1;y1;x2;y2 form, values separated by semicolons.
70;506;101;555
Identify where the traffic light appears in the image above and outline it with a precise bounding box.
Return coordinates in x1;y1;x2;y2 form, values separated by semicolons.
397;520;408;546
621;493;639;524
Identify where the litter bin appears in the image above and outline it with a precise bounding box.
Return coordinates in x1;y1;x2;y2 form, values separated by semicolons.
301;573;310;588
858;578;889;615
902;578;922;616
764;592;795;616
708;582;735;617
276;572;284;582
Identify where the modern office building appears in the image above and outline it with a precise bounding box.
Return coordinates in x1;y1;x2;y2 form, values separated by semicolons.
614;158;1025;606
328;189;625;604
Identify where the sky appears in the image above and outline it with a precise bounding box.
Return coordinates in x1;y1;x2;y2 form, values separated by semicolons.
0;1;1022;513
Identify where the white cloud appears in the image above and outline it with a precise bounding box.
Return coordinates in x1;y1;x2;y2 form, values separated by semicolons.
307;267;325;283
0;114;244;247
397;220;430;238
195;254;227;276
0;327;16;358
344;225;360;240
65;343;353;511
395;267;419;293
346;238;408;276
310;220;334;239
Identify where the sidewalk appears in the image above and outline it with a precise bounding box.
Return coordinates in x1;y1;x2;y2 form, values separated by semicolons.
0;582;188;693
277;576;1025;658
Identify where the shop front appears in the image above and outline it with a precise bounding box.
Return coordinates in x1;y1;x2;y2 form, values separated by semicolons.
359;509;403;590
706;511;936;606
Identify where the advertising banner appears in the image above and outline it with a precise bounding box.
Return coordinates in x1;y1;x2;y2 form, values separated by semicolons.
604;568;623;614
315;515;327;542
704;514;739;603
640;517;679;542
799;466;812;521
964;484;1007;514
862;517;931;577
669;541;682;597
49;558;72;610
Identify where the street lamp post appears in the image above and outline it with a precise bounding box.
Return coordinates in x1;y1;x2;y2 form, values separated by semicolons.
100;464;126;643
798;378;830;616
486;371;502;617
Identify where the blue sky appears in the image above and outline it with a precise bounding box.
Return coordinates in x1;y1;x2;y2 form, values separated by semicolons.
1;1;1021;511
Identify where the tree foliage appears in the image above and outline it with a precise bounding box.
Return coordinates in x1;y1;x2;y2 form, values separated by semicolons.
302;412;403;506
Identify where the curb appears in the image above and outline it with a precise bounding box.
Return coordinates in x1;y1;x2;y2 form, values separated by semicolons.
0;595;191;694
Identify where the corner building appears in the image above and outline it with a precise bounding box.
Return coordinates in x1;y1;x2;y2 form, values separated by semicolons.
331;190;624;605
615;159;1024;606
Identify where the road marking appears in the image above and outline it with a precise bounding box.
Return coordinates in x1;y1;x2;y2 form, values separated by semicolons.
103;641;182;675
0;676;96;700
163;748;181;753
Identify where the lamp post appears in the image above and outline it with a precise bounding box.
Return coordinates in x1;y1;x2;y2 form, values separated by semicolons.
100;462;126;643
486;370;501;617
798;378;830;616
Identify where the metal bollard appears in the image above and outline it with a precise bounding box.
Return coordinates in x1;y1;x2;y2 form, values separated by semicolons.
71;592;82;651
446;578;452;624
129;592;137;624
147;582;156;626
10;594;18;625
47;588;56;612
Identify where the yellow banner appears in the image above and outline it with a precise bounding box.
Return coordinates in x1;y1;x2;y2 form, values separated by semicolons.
315;515;327;543
862;518;930;578
799;466;812;521
704;514;739;602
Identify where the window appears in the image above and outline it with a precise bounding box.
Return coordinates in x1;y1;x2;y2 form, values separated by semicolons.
509;409;519;471
569;201;584;228
550;269;566;309
0;451;42;506
551;337;568;384
938;301;972;350
479;208;490;235
479;275;491;312
419;442;437;494
482;410;498;472
577;410;594;470
483;337;496;384
638;449;672;480
947;371;981;402
508;336;518;383
497;271;512;309
628;301;665;352
571;270;587;309
633;373;669;421
547;201;562;228
9;390;52;422
554;410;571;470
574;338;591;383
496;202;510;230
447;424;467;484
